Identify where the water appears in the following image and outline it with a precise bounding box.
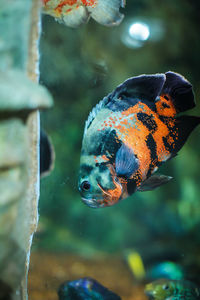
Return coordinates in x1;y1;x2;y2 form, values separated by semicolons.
30;1;200;299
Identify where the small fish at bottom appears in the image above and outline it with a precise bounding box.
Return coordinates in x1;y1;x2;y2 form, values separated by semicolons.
145;279;200;300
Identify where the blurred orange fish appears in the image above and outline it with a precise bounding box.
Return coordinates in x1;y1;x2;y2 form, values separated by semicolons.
42;0;125;28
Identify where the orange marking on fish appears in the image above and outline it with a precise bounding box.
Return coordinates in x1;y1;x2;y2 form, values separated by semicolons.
54;0;77;14
43;0;51;4
98;165;123;206
113;100;176;178
100;155;109;162
166;135;175;147
156;95;176;117
152;114;171;161
115;103;152;179
81;0;97;7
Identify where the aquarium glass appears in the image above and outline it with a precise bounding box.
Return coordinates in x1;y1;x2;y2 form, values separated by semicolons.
29;1;200;299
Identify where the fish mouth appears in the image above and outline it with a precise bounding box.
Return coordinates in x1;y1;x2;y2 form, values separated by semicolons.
145;293;154;300
81;177;124;208
81;197;105;208
144;287;155;300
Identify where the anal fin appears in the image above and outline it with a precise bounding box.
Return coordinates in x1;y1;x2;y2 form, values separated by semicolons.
138;174;173;192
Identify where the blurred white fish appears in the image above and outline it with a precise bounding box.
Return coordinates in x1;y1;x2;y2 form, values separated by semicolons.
42;0;125;28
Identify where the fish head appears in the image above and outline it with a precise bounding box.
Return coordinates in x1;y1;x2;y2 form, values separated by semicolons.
79;124;139;208
145;279;175;300
78;157;130;208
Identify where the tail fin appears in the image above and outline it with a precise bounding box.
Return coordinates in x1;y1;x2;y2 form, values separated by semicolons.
164;116;200;155
161;71;195;113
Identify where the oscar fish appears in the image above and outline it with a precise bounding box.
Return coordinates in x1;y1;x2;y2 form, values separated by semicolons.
145;279;200;300
43;0;125;28
78;71;200;208
58;277;121;300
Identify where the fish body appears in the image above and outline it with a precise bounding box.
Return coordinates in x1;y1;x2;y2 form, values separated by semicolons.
58;277;121;300
42;0;124;28
145;279;200;300
79;72;200;208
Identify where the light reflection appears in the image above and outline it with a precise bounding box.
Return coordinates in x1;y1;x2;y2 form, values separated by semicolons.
121;18;165;49
129;22;150;41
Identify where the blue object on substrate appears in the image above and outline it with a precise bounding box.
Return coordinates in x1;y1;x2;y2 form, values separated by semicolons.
58;277;121;300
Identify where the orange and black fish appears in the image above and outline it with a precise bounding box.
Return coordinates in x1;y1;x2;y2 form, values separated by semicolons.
78;72;200;208
42;0;125;28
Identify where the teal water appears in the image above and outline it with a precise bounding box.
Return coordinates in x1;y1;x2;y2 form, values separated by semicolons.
34;0;200;298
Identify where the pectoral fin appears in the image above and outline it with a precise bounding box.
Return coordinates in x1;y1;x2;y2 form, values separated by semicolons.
115;143;139;179
138;174;173;192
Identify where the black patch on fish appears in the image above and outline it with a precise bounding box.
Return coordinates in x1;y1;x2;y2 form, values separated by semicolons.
137;112;157;133
101;129;122;162
115;143;139;179
162;102;170;108
146;134;158;178
87;129;110;156
127;179;137;195
162;71;195;113
88;129;121;160
159;116;175;129
80;164;93;175
164;95;170;100
98;163;108;172
163;134;176;154
168;115;200;154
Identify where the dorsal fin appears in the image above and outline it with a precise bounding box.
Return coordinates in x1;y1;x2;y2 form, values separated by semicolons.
84;73;167;134
161;71;195;113
111;74;166;103
84;97;109;135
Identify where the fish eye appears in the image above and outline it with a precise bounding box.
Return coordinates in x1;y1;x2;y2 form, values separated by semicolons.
81;181;91;192
162;284;169;290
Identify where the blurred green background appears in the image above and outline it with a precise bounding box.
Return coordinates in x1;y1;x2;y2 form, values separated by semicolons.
36;0;200;258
